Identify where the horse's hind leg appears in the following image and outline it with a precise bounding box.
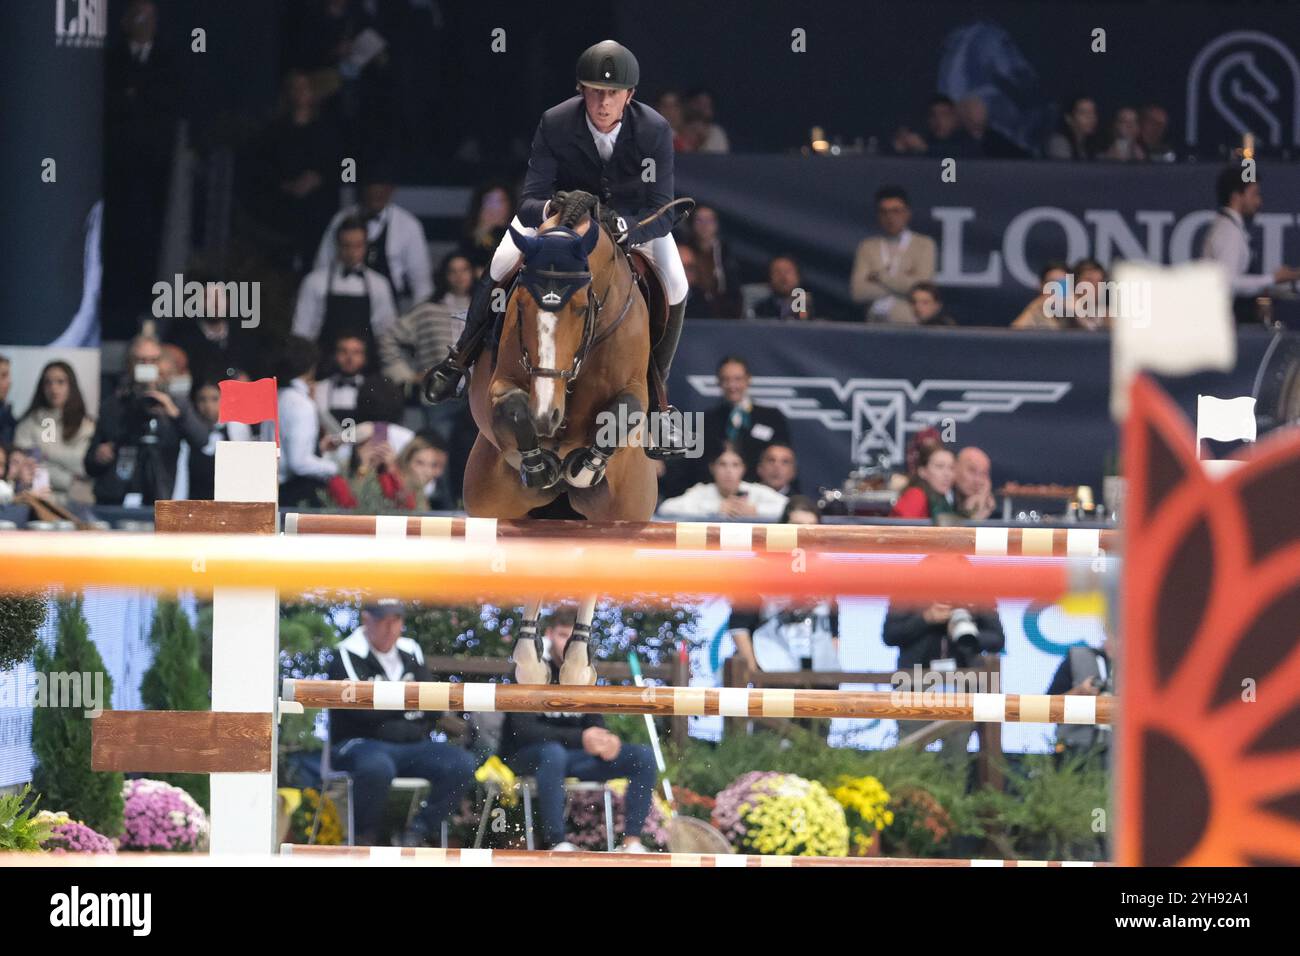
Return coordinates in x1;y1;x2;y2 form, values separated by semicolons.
512;596;550;684
559;594;598;686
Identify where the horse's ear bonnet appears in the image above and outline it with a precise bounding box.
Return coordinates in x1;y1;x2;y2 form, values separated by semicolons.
515;218;597;310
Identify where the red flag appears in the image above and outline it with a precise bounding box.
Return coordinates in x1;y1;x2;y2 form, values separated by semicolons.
218;377;280;445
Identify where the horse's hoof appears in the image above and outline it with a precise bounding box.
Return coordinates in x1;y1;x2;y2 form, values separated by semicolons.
559;639;597;686
512;637;550;684
562;447;608;489
519;447;562;489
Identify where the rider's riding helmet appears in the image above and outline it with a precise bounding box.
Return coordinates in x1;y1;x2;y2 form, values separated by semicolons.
576;40;639;91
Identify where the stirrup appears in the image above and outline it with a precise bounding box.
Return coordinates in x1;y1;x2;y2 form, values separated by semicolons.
422;348;469;405
646;405;689;460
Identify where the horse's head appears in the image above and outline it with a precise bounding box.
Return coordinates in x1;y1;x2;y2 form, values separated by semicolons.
507;216;602;437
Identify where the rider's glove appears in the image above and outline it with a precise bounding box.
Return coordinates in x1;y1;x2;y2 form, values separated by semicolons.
601;206;630;245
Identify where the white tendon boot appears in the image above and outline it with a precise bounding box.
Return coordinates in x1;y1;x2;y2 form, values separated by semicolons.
558;630;597;686
512;635;550;684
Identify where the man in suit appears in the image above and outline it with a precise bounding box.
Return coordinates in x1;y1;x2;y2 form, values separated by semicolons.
700;355;791;483
423;41;689;456
850;186;937;325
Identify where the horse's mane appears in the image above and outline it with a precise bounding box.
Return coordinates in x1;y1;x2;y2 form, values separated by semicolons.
558;194;598;230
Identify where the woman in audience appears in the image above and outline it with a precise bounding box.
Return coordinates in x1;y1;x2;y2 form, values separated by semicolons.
890;443;958;523
781;494;822;525
1011;260;1069;330
1069;258;1112;330
658;442;787;520
14;361;96;504
434;252;475;313
1044;95;1100;160
460;183;514;272
1102;106;1147;162
325;429;433;512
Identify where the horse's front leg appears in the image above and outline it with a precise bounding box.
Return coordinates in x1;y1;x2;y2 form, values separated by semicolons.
512;596;550;684
562;390;643;489
493;387;561;489
559;594;599;686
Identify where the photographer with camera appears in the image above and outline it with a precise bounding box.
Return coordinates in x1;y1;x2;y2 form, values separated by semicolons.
1047;634;1114;768
882;598;1005;670
84;334;209;506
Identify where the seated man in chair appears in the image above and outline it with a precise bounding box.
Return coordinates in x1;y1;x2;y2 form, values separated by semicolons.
327;599;477;846
423;40;689;457
499;606;658;851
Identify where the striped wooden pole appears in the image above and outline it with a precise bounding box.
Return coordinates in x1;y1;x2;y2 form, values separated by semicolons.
0;532;1101;604
283;513;1118;558
277;845;1106;867
281;679;1114;725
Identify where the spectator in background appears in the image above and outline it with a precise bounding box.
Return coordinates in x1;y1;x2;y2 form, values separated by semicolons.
753;256;813;319
499;606;658;852
276;335;339;507
685;205;742;319
1103;106;1146;162
415;432;456;511
314;164;433;312
893;95;971;158
1139;104;1176;162
434;253;475;314
908;282;956;326
314;332;380;427
955;94;1028;158
325;429;435;512
658;442;788;521
954;446;997;520
655;90;689;151
1047;634;1114;766
1202;166;1300;323
377;298;463;401
890;443;958;523
756;443;801;497
1011;261;1069;330
0;444;12;504
700;355;792;481
851;186;937;324
163;271;270;384
1069;258;1112;331
883;558;1006;671
293;215;398;371
85;335;209;507
1045;95;1100;160
13;362;96;506
326;600;478;847
682;89;730;153
680;247;717;319
102;0;179;333
0;355;15;446
458;183;514;273
248;69;344;271
3;447;36;499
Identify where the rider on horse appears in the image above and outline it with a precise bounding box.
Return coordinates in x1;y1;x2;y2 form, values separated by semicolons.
423;40;689;457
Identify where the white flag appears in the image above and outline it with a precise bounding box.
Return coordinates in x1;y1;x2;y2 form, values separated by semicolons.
1197;394;1257;444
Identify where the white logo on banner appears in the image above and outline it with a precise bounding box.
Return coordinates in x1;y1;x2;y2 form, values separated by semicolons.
1186;30;1300;149
688;376;1072;466
54;0;108;49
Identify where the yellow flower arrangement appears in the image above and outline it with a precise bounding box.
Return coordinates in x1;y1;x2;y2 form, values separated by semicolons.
830;775;894;855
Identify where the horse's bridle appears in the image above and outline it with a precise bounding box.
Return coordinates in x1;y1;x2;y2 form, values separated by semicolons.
514;236;636;385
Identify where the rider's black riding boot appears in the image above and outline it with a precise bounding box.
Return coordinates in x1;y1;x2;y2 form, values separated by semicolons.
422;274;498;404
647;300;689;460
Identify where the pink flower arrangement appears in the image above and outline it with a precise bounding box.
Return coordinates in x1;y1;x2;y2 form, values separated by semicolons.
119;779;209;852
37;812;116;854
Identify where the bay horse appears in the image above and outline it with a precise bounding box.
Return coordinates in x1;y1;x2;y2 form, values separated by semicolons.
464;200;658;685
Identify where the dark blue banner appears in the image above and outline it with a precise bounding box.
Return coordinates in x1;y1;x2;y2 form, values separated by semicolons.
673;320;1278;494
676;155;1300;323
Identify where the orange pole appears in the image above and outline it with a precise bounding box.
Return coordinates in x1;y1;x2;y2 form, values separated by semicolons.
0;533;1089;604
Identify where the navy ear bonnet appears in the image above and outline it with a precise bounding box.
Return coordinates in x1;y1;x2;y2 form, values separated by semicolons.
509;219;600;310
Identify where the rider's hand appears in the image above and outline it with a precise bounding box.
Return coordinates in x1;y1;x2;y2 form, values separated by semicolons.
601;206;629;244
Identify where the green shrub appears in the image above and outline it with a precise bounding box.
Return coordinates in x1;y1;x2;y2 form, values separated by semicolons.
140;601;211;811
30;598;123;837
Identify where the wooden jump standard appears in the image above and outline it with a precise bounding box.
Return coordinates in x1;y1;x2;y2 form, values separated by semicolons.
278;846;1106;867
282;679;1112;726
283;513;1118;558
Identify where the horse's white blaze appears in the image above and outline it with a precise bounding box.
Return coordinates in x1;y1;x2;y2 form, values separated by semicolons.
532;310;558;424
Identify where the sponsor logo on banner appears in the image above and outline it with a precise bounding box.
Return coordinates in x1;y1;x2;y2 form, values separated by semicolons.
1186;30;1300;150
687;375;1071;466
54;0;109;49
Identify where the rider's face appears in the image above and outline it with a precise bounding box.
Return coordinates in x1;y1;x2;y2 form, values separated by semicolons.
581;86;633;133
